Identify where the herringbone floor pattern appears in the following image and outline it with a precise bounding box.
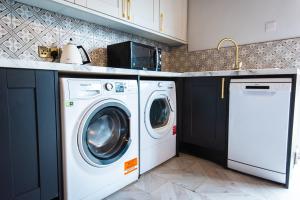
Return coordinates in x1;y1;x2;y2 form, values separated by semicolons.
106;153;300;200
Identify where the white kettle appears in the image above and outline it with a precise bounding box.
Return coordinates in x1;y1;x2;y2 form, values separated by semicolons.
60;38;90;65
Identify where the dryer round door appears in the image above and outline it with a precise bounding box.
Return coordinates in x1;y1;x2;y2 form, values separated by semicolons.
145;91;175;139
78;100;131;167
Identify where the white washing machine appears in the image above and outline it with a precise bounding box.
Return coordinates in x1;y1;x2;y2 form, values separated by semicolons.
140;80;177;174
60;78;139;200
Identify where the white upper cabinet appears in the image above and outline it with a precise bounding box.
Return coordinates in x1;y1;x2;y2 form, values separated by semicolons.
74;0;86;7
16;0;187;45
130;0;159;31
159;0;187;41
86;0;122;18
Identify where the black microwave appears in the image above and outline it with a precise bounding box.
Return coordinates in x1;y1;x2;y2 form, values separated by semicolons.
107;41;162;71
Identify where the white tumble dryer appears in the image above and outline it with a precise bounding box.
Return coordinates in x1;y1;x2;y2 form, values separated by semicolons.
140;80;177;174
60;78;139;200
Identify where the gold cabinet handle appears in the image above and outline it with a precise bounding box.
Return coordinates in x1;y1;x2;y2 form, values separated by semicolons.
127;0;131;20
221;78;225;99
160;13;164;32
122;0;126;18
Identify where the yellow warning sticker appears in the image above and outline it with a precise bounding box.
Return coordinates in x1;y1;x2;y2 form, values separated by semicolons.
124;158;138;175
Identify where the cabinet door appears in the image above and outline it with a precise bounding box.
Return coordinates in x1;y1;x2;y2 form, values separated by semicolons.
86;0;122;18
131;0;159;31
182;77;228;162
0;69;59;200
75;0;86;6
160;0;187;41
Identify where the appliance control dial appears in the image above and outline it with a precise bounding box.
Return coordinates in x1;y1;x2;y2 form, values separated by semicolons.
105;83;114;91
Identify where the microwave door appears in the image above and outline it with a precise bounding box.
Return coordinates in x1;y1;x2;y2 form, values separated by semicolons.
132;45;148;70
132;44;156;70
145;48;156;71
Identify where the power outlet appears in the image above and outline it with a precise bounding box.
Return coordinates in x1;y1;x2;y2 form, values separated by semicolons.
38;46;59;59
38;46;51;58
265;21;277;33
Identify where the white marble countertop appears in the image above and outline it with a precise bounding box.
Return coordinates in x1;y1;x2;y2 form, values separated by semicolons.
0;58;181;77
182;68;300;77
0;58;299;77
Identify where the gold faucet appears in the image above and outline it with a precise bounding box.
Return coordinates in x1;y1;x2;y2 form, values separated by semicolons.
217;38;242;70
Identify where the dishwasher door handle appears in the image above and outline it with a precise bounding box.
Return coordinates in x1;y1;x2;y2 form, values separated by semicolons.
244;85;275;95
245;85;270;90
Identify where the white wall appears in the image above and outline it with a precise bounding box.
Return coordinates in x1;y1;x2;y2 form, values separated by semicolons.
188;0;300;51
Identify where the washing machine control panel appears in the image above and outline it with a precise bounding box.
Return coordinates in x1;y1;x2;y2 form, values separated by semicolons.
103;82;127;93
66;79;137;100
115;82;125;93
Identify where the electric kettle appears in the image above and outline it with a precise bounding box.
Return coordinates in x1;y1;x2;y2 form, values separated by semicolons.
60;38;90;64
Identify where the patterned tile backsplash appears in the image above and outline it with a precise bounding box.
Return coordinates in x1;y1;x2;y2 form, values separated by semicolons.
0;0;169;66
168;38;300;72
1;0;300;72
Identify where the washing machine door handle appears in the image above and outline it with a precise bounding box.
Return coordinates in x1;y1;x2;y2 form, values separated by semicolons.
167;97;174;112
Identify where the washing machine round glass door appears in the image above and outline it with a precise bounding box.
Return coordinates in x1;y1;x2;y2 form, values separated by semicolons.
78;100;131;167
145;91;175;139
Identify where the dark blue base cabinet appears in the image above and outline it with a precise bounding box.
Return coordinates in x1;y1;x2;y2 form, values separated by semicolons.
0;69;60;200
181;77;229;166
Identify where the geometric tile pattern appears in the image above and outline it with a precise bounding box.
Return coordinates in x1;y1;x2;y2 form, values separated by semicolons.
0;0;169;66
168;38;300;72
106;153;300;200
1;0;300;72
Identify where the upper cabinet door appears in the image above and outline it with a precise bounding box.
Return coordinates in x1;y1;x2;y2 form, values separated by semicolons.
75;0;86;6
130;0;159;31
86;0;122;18
159;0;187;41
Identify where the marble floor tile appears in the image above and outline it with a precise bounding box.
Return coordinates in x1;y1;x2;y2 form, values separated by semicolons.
159;153;198;171
151;166;206;191
105;185;153;200
150;182;205;200
107;153;300;200
195;179;241;194
132;172;169;193
201;193;264;200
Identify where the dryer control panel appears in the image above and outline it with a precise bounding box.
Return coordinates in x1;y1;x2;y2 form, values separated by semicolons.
157;82;175;89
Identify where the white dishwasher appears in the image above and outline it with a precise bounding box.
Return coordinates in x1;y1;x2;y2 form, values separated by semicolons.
228;78;292;184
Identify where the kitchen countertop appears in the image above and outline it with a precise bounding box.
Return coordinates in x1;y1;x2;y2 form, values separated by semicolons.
0;58;181;77
0;58;299;77
182;68;300;77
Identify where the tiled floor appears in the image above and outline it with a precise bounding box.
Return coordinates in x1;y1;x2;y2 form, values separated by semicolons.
106;153;300;200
